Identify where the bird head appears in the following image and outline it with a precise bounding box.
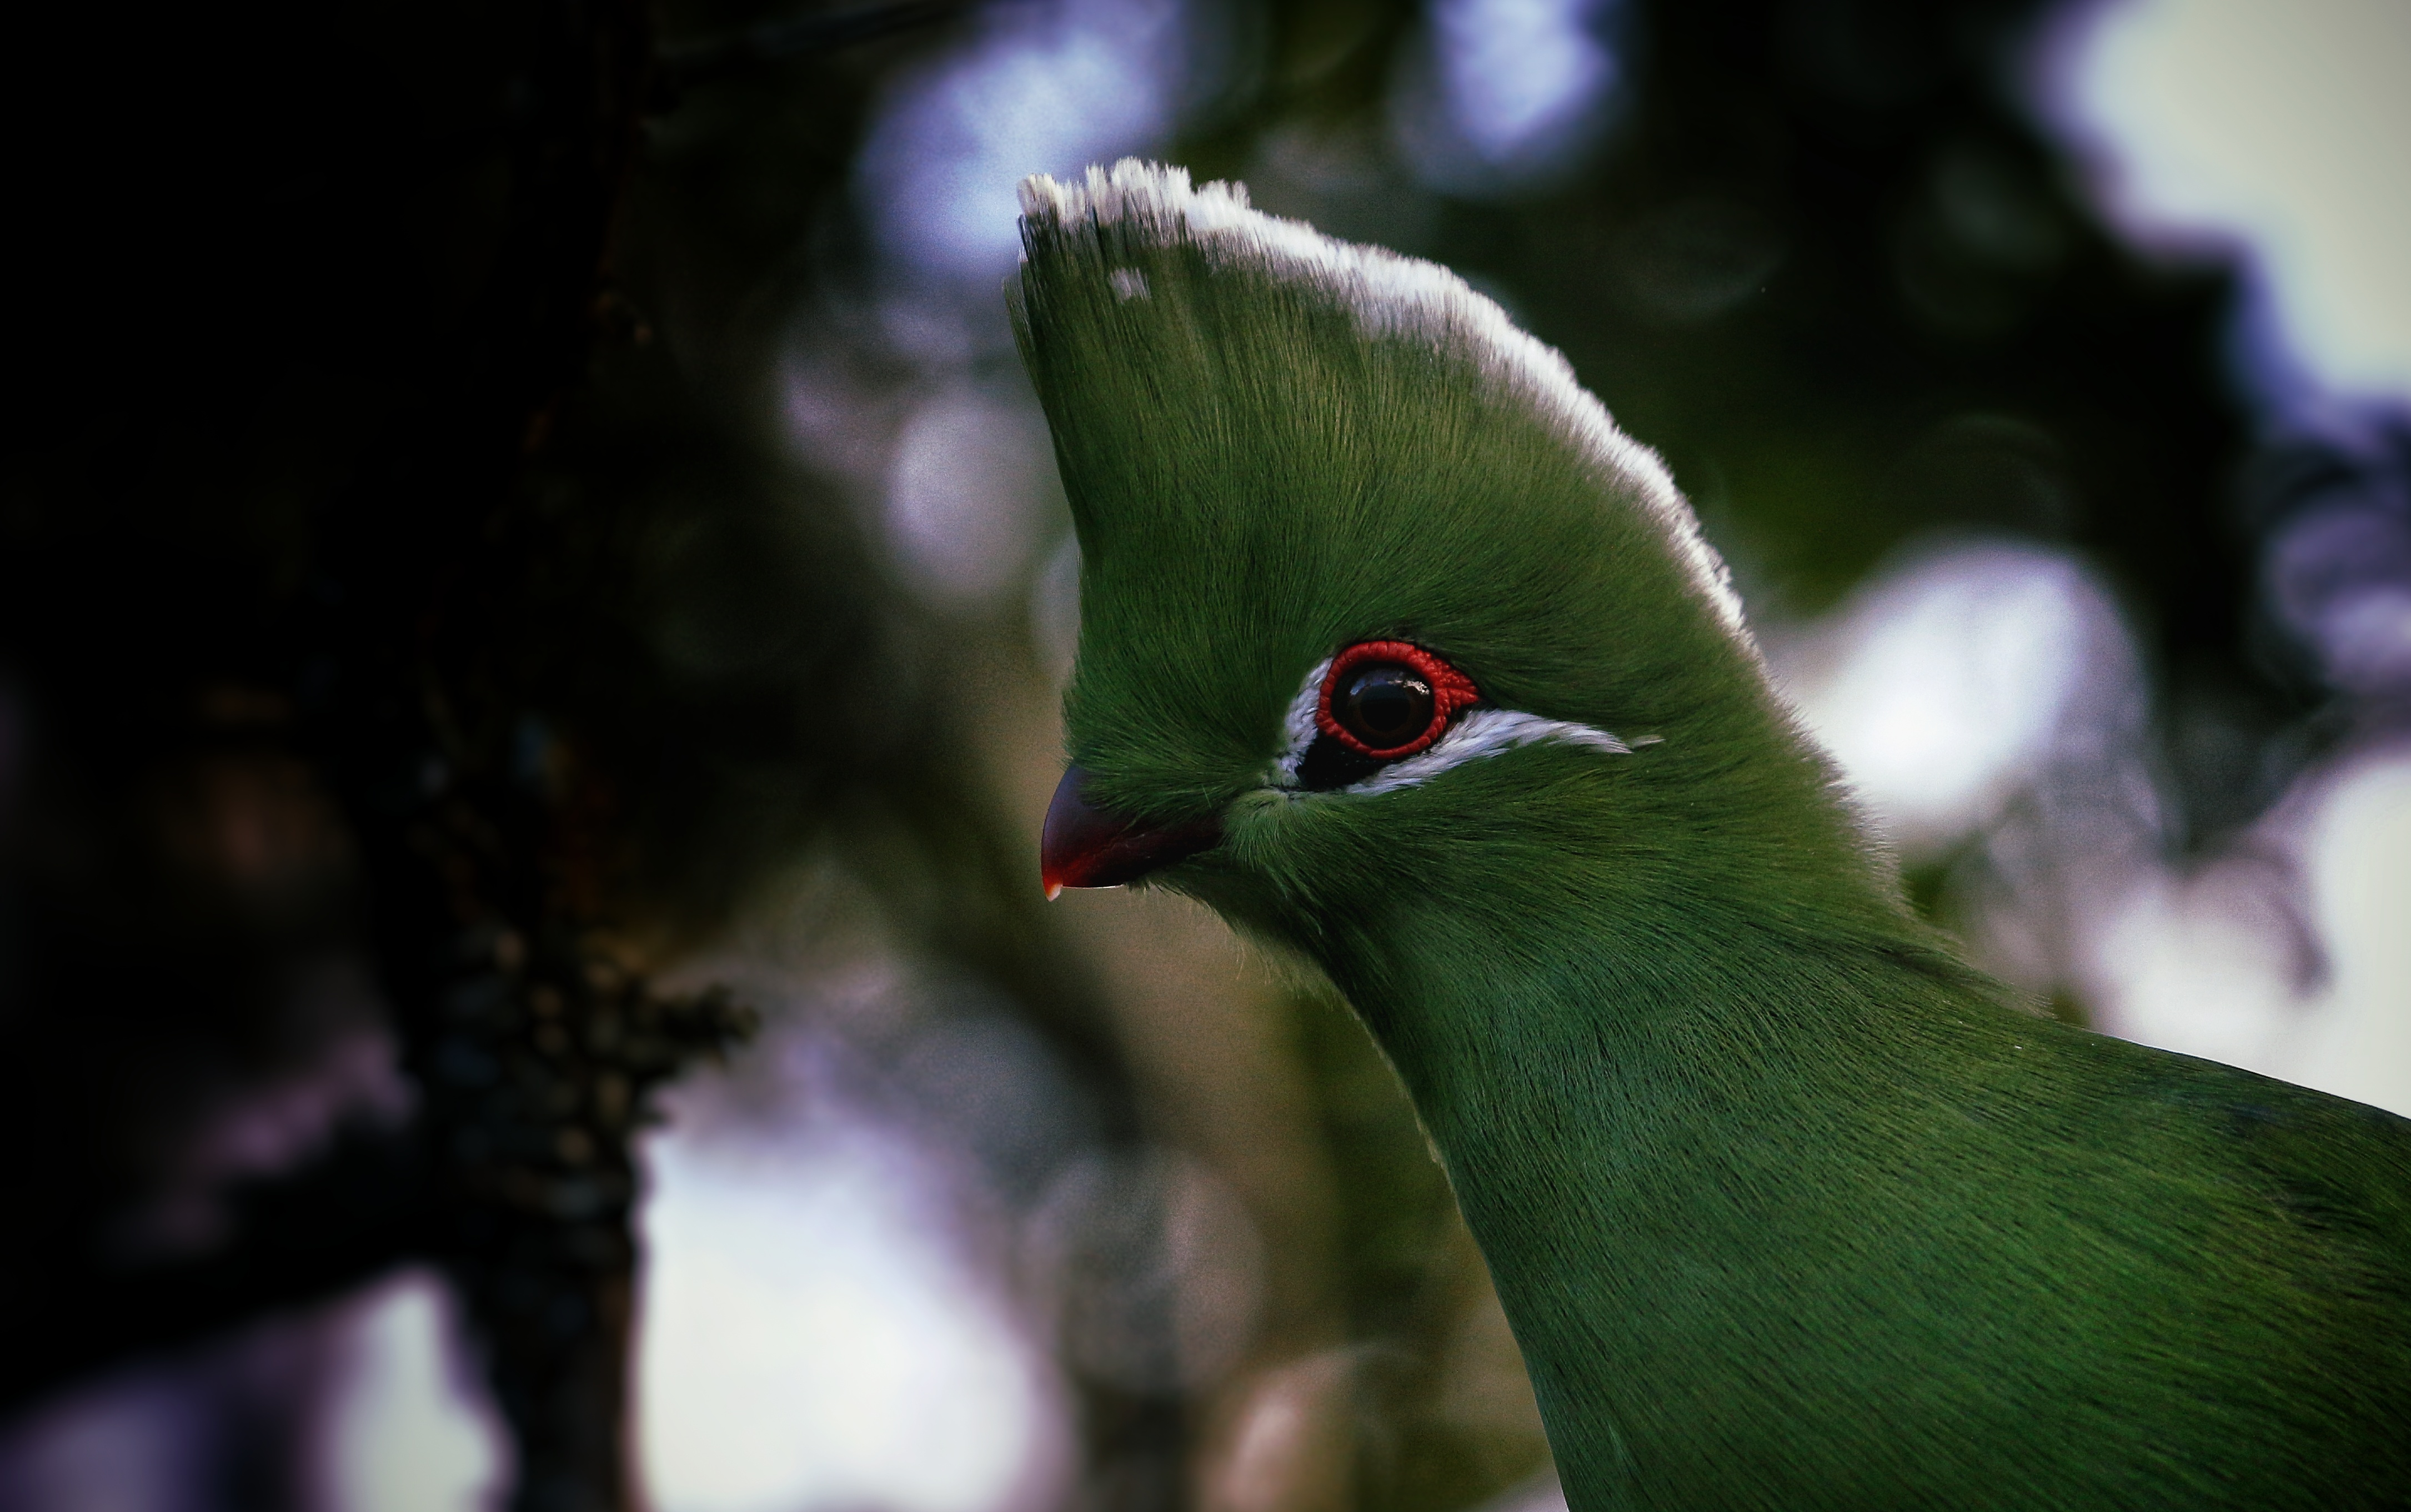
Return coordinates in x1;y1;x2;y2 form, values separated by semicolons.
1017;162;1875;974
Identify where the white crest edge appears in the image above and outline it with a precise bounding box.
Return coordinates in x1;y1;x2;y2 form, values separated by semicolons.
1017;158;1750;641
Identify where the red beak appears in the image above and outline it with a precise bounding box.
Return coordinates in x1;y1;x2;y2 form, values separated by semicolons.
1040;765;1223;898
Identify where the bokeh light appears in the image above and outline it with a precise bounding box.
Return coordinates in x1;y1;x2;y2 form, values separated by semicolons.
2053;0;2411;404
322;1275;507;1512
1778;540;2135;853
638;1126;1067;1512
1392;0;1625;194
856;0;1201;285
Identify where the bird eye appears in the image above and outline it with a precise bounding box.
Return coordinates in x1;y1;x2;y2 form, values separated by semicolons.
1336;665;1433;749
1315;640;1480;762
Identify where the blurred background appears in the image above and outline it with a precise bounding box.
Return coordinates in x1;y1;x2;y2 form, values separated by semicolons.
0;0;2405;1507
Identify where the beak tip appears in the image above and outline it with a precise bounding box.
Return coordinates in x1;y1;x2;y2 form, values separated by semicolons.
1041;763;1221;895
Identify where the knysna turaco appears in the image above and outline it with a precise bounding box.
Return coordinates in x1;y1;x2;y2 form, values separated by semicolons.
1017;162;2411;1510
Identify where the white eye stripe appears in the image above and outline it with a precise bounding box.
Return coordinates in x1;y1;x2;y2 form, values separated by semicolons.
1268;661;1640;796
1336;709;1632;793
1272;656;1335;787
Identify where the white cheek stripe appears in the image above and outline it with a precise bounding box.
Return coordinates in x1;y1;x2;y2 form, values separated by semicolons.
1344;709;1632;794
1269;657;1638;797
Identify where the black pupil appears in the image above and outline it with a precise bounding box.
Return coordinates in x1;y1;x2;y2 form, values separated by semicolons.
1340;665;1435;749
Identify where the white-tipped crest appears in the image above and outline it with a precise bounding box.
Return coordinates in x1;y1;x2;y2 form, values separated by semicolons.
1017;158;1749;640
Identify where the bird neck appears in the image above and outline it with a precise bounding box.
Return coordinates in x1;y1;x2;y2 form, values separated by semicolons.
1345;868;1966;1179
1311;801;2013;1485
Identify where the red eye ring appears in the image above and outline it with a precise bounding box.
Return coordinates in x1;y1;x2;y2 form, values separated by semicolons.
1316;641;1481;760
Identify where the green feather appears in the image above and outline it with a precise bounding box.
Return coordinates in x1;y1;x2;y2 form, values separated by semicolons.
1012;160;2411;1510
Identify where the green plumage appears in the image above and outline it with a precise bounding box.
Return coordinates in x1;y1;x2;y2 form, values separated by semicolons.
1011;162;2411;1510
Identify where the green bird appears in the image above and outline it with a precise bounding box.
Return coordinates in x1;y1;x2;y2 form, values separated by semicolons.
1016;161;2411;1510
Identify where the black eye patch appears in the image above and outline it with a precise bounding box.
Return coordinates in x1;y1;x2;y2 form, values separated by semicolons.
1295;733;1386;791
